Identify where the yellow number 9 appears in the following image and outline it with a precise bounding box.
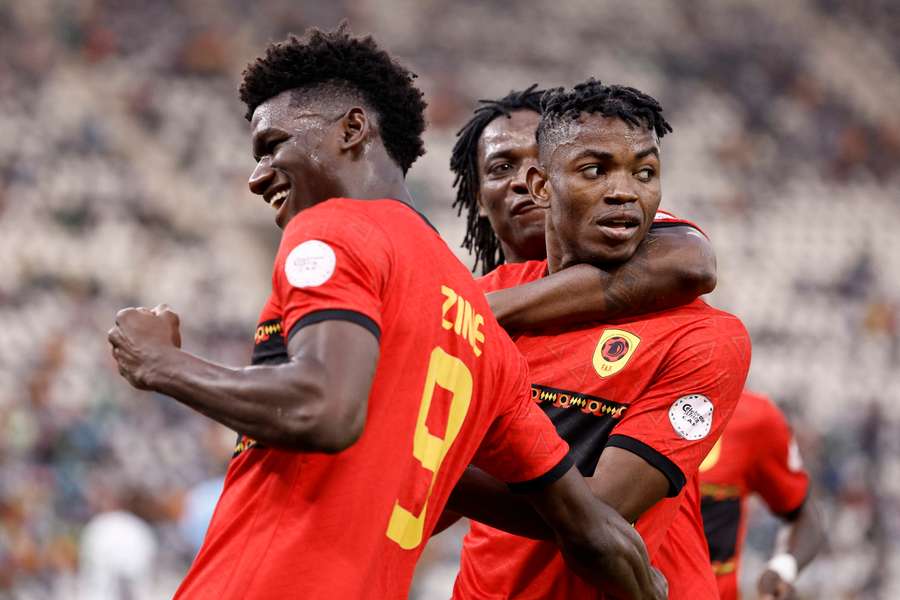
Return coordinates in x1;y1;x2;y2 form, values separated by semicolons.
386;346;473;549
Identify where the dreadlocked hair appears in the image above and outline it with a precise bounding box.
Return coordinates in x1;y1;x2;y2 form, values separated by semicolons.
239;23;426;174
537;78;672;158
450;84;545;274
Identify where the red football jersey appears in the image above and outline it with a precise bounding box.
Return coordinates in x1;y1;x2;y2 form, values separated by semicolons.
453;259;751;600
699;390;810;600
175;199;571;600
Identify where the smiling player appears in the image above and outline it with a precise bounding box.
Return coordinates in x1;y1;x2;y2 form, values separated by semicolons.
107;27;665;600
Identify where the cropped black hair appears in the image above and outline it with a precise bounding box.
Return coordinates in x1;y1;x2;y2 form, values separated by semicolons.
537;78;672;158
239;23;426;174
450;85;545;274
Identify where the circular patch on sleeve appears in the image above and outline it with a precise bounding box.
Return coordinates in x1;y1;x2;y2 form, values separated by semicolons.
284;240;336;288
668;394;714;441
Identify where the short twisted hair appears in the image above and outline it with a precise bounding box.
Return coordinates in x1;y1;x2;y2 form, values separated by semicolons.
537;78;672;160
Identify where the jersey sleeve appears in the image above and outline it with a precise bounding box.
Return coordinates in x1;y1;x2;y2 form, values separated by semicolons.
606;315;751;496
746;402;810;518
471;354;573;491
651;210;708;239
272;204;391;343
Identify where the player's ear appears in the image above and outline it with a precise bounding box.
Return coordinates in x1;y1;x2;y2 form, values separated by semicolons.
338;107;370;152
526;165;550;208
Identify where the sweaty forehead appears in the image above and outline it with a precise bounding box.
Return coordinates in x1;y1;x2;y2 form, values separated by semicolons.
250;90;295;132
553;114;659;161
479;110;540;160
250;89;337;135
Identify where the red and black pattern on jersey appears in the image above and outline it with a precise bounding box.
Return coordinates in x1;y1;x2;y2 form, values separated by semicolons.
454;251;750;600
250;313;287;366
530;384;627;476
232;302;287;458
700;495;742;567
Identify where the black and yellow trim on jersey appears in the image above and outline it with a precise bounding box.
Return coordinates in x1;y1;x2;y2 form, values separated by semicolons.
606;434;687;497
287;309;381;343
507;452;575;494
252;318;289;366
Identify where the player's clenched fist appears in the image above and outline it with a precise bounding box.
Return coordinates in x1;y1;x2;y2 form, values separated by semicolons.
108;304;182;390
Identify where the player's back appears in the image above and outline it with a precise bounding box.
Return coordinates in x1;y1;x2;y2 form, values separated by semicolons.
176;199;568;600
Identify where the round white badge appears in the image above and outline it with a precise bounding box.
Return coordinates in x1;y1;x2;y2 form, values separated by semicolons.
668;394;713;441
284;240;336;288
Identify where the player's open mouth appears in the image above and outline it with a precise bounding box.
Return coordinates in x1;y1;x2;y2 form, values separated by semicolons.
595;214;640;242
268;188;290;211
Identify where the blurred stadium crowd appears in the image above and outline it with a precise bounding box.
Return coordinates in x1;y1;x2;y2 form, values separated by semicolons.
0;0;898;598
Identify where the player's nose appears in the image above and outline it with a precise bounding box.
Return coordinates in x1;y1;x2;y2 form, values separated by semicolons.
248;160;276;197
604;173;639;204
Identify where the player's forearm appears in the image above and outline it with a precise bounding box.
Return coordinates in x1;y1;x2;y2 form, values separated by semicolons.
446;466;553;539
148;348;344;452
779;497;827;571
487;228;716;332
527;468;664;600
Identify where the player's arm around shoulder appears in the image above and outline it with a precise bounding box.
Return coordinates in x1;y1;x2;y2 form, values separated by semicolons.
487;223;716;332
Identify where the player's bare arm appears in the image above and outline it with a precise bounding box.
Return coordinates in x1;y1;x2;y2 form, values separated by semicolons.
108;304;378;453
758;497;827;600
445;448;668;535
488;224;716;332
442;465;666;599
525;467;668;600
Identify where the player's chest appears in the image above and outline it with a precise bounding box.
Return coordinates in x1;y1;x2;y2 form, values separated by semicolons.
517;325;667;406
515;325;669;474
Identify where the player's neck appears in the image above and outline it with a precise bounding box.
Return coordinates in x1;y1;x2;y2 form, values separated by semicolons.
339;150;415;208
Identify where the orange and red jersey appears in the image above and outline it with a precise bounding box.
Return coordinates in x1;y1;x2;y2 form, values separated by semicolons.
175;199;572;600
453;254;751;600
699;390;810;600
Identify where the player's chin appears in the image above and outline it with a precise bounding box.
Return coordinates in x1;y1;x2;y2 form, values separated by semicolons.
584;240;639;266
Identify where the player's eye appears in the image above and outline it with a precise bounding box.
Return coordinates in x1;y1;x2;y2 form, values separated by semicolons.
488;162;513;176
635;167;655;182
267;139;285;156
580;165;603;179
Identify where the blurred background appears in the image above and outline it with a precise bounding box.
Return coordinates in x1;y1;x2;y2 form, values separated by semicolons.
0;0;898;598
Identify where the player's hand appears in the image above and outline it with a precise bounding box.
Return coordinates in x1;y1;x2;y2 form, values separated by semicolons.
108;304;182;390
758;569;796;600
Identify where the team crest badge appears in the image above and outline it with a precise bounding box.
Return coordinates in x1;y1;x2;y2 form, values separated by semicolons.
592;329;640;378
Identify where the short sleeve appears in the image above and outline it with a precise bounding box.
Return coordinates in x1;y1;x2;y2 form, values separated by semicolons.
747;403;810;518
651;210;708;239
606;315;751;496
471;355;573;491
273;204;390;343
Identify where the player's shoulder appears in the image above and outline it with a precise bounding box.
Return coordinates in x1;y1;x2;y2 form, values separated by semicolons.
639;299;748;339
637;300;750;368
738;390;790;430
650;209;707;238
477;259;546;294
